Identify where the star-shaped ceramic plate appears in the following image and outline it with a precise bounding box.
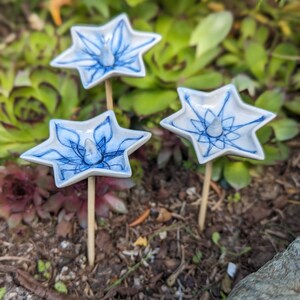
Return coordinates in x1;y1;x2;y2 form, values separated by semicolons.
160;84;276;164
21;111;151;188
50;13;161;89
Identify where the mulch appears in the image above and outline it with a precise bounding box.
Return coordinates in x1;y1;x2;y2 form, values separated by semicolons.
0;148;299;299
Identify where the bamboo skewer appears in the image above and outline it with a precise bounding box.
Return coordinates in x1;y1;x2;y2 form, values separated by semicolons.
198;161;213;231
87;79;114;267
105;79;113;110
87;176;95;266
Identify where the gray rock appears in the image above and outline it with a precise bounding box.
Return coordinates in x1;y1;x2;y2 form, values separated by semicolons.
229;237;300;300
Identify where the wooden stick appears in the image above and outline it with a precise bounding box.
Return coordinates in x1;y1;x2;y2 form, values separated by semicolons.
105;79;113;110
87;176;95;266
86;80;113;266
198;160;213;231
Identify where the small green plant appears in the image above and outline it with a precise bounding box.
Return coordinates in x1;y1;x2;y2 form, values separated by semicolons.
54;281;68;294
0;287;6;300
192;250;203;265
37;260;52;280
0;67;81;158
212;232;251;257
228;192;241;203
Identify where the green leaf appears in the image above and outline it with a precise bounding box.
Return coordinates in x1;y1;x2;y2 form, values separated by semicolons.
0;287;6;300
223;38;240;54
271;118;299;141
284;97;300;115
126;0;146;7
211;158;225;181
269;43;297;81
261;143;290;165
38;83;61;115
166;20;191;53
192;250;203;264
119;90;177;115
160;0;197;16
182;72;223;90
241;17;257;39
255;90;284;113
217;54;241;67
83;0;109;17
56;76;80;118
0;66;15;97
54;281;68;294
232;74;259;97
224;161;251;190
255;26;269;45
155;15;173;37
128;2;158;21
30;68;59;89
256;126;272;144
190;11;233;57
181;47;222;78
245;42;268;80
212;232;221;245
122;75;158;89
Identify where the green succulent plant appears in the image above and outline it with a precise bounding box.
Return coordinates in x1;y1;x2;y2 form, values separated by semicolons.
0;67;82;158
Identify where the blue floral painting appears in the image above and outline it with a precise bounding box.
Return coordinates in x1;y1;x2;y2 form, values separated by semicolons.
21;111;151;188
160;84;276;164
51;13;161;89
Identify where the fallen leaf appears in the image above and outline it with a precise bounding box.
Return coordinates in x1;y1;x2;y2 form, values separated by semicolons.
151;207;173;223
56;219;72;237
129;208;150;227
133;236;148;247
49;0;73;26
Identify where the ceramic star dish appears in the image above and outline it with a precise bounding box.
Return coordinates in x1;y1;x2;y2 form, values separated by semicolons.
21;111;151;188
160;84;276;164
50;13;161;89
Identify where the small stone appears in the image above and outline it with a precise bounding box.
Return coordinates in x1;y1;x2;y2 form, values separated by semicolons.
6;292;17;300
159;231;167;240
186;187;196;197
60;240;72;249
227;262;237;278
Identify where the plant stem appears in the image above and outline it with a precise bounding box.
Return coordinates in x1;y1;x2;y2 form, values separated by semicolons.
198;160;213;231
87;176;95;266
105;79;113;110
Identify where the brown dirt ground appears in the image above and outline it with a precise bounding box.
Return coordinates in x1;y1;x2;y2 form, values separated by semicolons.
0;147;299;300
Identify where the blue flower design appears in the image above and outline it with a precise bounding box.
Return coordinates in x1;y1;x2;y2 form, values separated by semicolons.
21;111;151;187
50;14;161;89
160;85;276;164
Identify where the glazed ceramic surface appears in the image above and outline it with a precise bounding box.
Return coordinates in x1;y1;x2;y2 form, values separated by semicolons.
160;84;276;164
21;111;151;188
51;13;161;89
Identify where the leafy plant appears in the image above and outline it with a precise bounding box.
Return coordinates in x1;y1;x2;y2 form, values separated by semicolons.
46;176;133;232
0;162;55;227
0;67;82;158
37;260;52;280
192;250;203;265
0;162;134;232
54;281;68;294
212;232;251;257
0;287;6;300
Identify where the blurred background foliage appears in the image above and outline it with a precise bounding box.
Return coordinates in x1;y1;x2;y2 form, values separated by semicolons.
0;0;299;189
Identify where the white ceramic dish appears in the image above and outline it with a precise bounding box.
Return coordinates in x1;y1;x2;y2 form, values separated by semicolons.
51;13;161;89
160;84;276;164
21;111;151;187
